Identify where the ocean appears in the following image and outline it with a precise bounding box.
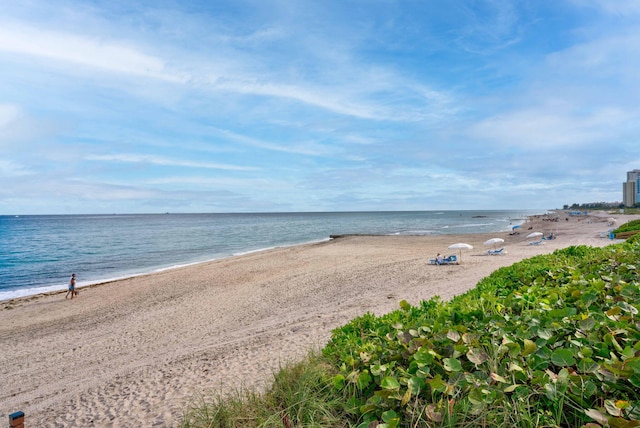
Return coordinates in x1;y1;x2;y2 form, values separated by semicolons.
0;210;541;300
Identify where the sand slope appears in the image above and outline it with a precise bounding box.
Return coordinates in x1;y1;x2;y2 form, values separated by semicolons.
0;211;632;427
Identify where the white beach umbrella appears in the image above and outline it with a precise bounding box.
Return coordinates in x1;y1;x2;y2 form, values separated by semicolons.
483;238;504;248
448;242;473;261
527;232;543;239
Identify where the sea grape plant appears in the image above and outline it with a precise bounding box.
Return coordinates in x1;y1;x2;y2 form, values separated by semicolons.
323;242;640;427
613;219;640;235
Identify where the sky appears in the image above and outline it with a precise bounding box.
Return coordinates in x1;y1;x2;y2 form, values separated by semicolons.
1;0;639;214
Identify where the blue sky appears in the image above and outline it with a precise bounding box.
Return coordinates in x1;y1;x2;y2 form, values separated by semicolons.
1;0;639;214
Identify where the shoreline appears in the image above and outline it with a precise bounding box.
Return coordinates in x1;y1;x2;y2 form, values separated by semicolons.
0;211;634;426
1;210;540;303
0;237;339;303
1;220;535;304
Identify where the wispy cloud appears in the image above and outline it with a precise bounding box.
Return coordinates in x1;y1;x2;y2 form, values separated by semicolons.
0;22;185;82
86;154;259;171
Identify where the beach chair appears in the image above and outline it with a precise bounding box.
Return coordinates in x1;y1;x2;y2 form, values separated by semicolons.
487;247;506;255
428;254;458;265
528;240;543;245
441;255;458;264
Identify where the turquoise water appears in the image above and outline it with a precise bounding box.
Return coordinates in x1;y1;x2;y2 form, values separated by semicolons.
0;210;540;300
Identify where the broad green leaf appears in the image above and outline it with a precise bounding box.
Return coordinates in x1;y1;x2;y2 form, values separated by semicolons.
413;348;434;365
382;409;399;423
428;375;446;392
522;339;537;356
580;346;593;358
529;354;550;371
507;342;521;357
381;376;400;390
408;376;423;395
577;358;598;374
444;358;462;372
579;318;596;331
580;292;598;306
550;348;576;367
468;387;484;405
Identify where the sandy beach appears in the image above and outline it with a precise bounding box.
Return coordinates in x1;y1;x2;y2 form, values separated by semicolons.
0;211;634;427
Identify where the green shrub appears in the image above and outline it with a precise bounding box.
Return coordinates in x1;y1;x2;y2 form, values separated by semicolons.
626;233;640;245
613;219;640;234
324;243;640;427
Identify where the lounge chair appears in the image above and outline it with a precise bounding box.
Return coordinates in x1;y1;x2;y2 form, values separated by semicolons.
442;255;458;264
487;247;506;255
528;240;543;245
428;254;458;265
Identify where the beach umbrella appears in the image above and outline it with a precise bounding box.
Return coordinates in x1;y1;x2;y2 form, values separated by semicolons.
527;232;543;239
512;225;521;230
483;238;504;248
448;242;473;262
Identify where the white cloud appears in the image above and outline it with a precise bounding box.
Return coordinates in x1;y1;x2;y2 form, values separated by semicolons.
86;154;259;171
0;22;185;82
213;128;335;156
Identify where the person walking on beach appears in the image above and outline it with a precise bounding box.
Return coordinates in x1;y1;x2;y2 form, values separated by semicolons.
65;273;76;299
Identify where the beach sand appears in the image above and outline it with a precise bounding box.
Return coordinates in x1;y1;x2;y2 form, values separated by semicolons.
0;211;634;427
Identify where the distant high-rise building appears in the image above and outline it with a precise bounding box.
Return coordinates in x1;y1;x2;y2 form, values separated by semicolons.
623;169;640;207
